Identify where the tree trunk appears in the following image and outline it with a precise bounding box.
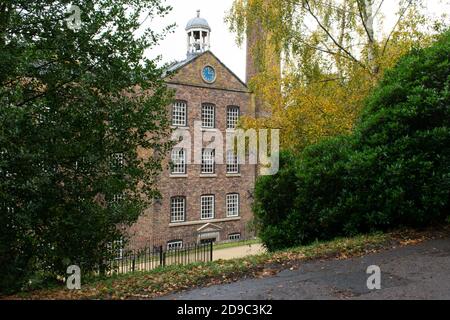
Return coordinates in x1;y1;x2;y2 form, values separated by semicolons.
336;0;348;81
360;0;379;75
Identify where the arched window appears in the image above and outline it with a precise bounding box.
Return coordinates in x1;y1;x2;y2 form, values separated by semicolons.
226;193;240;217
227;106;240;129
171;148;186;174
172;101;187;127
170;196;186;223
200;195;215;220
201;103;215;128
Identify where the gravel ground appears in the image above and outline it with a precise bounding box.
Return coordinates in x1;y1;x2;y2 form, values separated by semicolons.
213;244;266;261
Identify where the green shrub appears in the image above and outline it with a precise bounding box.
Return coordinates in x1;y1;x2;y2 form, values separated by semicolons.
255;31;450;251
253;151;299;250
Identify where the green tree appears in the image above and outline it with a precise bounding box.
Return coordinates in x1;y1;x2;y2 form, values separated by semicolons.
254;30;450;251
227;0;448;151
0;0;173;293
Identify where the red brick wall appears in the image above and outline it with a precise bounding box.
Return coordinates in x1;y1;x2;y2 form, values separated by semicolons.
128;52;256;249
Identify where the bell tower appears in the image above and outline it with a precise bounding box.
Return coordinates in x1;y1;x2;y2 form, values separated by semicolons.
186;10;211;58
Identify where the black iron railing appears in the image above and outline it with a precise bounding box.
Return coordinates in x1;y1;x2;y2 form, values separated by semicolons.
106;241;213;275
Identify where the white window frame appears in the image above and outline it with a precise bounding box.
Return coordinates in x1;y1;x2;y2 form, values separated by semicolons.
111;153;124;169
201;195;215;220
201;149;215;174
227;106;240;129
201;104;215;129
107;239;124;260
226;193;240;217
112;193;124;204
170;197;186;223
114;240;124;260
167;240;183;251
226;150;239;174
172;101;187;127
228;233;241;241
171;148;186;174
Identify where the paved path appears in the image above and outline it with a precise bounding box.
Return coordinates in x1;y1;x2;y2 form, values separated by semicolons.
213;244;266;261
161;237;450;300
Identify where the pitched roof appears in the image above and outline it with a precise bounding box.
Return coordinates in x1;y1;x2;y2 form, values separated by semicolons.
164;50;248;89
166;54;198;74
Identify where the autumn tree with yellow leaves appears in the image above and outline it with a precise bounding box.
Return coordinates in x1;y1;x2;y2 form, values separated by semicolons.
227;0;449;151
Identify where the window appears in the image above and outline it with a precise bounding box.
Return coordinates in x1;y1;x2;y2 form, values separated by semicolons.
170;197;186;223
112;193;124;204
111;153;124;169
201;104;215;128
172;101;187;126
171;148;186;174
226;150;239;174
201;149;215;174
110;240;124;260
228;233;241;241
201;195;215;220
226;193;239;217
227;106;240;129
107;239;124;260
167;240;183;251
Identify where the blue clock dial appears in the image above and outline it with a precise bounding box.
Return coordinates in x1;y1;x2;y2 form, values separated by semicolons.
202;66;216;83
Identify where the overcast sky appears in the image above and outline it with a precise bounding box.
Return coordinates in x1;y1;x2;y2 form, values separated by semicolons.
146;0;246;80
146;0;449;83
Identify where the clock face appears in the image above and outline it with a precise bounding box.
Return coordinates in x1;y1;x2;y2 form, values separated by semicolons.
202;66;216;83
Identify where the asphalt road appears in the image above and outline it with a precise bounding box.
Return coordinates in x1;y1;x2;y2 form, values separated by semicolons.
160;237;450;300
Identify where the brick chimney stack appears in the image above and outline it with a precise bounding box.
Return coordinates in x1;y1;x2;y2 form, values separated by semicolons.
245;6;281;119
245;18;262;85
246;19;264;118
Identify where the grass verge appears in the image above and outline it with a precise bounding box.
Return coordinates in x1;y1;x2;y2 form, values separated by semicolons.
5;227;449;300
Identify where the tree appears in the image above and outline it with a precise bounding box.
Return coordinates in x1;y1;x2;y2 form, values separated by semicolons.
253;31;450;251
0;0;173;293
227;0;449;151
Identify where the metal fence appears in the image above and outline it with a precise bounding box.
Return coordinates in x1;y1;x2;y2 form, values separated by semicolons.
106;241;213;275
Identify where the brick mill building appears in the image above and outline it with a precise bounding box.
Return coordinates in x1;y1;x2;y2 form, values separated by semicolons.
128;11;258;250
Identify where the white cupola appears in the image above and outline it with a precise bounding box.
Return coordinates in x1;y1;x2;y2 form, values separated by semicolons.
186;10;211;58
